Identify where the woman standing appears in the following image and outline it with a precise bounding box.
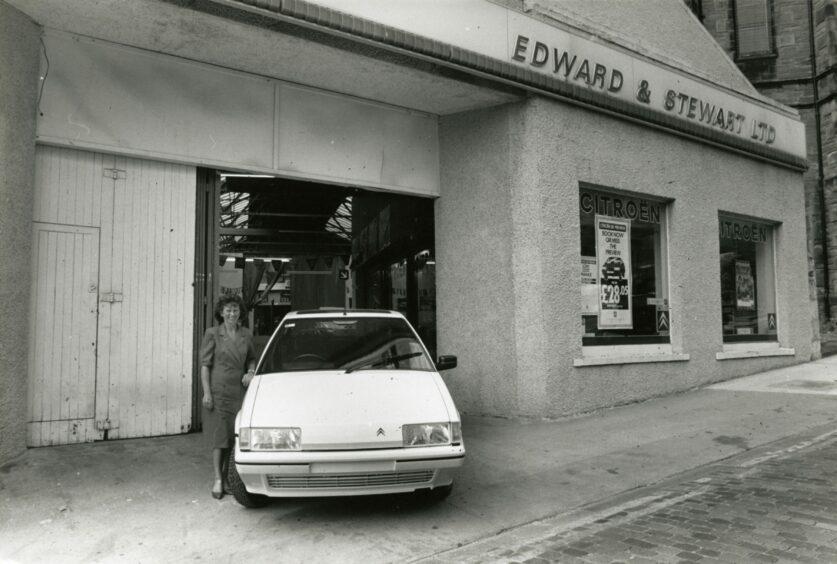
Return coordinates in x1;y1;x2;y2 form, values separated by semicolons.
200;294;257;499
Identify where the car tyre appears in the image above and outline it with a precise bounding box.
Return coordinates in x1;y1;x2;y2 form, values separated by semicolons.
227;450;269;508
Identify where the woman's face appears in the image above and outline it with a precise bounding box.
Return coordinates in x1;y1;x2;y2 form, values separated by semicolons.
221;303;240;324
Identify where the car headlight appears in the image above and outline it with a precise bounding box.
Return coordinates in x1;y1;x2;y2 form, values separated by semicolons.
239;427;301;451
402;423;451;447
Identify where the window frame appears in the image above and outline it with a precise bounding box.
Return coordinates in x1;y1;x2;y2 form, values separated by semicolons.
717;212;779;345
578;183;672;348
733;0;776;61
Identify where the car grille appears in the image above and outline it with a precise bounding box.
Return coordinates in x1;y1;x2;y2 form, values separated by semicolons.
266;470;435;489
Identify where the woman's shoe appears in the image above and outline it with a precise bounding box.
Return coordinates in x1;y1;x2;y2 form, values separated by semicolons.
211;479;224;499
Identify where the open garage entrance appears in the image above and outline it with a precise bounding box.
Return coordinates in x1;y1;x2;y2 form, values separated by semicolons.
195;169;437;366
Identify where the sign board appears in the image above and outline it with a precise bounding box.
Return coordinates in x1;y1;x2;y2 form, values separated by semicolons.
303;0;805;160
596;215;632;329
581;256;598;314
657;310;670;332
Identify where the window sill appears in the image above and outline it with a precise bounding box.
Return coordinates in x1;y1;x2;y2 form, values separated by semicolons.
716;343;795;360
574;344;690;367
735;52;778;62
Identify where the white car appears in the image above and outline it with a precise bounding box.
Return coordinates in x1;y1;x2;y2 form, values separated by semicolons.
228;309;464;507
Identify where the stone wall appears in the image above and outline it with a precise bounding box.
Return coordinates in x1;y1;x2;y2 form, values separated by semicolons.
820;1;837;346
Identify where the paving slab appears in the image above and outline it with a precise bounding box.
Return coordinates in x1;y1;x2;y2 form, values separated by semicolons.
418;424;837;563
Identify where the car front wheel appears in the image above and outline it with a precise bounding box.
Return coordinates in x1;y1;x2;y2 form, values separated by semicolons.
227;450;269;508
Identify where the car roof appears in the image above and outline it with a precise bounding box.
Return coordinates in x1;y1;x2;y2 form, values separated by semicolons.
284;308;403;319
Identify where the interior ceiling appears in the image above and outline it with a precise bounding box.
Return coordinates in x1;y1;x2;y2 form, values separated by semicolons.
6;0;522;115
220;176;353;259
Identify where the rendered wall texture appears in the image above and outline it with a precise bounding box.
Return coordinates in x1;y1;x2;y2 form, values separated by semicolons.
0;2;40;464
439;97;812;418
436;104;522;416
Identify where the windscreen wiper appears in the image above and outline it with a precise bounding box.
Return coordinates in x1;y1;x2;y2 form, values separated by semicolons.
344;352;424;373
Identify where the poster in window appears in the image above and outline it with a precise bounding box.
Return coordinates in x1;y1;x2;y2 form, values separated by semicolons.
596;215;633;329
735;260;755;310
581;256;598;315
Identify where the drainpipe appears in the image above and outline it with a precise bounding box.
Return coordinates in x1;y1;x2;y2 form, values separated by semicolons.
808;0;830;322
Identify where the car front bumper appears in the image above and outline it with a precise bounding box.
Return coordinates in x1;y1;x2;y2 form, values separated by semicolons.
234;443;465;497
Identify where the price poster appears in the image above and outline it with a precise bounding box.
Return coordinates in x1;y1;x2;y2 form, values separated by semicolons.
581;256;598;314
735;260;755;310
596;215;633;329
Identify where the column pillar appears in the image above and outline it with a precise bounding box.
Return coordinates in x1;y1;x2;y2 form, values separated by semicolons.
0;2;41;463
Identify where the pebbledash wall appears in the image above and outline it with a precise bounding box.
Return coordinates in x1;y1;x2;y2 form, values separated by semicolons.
437;98;810;417
0;0;815;463
0;3;40;463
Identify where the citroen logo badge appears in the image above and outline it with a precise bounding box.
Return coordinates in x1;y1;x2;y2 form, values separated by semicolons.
376;428;385;437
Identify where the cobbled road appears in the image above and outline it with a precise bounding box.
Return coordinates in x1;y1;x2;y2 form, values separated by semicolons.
429;427;837;564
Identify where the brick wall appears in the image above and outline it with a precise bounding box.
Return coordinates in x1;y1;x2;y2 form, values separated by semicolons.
700;0;736;54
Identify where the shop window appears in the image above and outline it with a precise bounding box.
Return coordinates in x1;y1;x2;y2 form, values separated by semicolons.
579;185;670;346
734;0;774;59
719;214;777;342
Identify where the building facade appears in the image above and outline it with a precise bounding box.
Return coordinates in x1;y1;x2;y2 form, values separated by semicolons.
693;0;837;351
0;0;814;464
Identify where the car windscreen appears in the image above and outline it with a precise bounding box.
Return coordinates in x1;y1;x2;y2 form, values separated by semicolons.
258;316;436;373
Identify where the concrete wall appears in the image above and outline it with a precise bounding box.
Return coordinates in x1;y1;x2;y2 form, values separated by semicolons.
0;2;40;464
438;97;812;418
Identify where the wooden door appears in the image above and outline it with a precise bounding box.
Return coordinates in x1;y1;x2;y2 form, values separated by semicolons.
30;146;196;445
100;156;196;439
28;223;102;446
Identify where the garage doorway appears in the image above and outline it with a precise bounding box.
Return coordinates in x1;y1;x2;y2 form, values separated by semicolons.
194;170;437;424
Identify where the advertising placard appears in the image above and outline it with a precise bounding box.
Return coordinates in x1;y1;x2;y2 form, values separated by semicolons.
735;260;755;310
596;215;632;329
581;256;598;315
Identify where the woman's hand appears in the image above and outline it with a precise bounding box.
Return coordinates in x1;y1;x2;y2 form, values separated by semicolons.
242;370;255;387
202;393;213;410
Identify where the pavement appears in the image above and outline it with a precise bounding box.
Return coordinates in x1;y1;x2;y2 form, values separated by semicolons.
2;355;837;564
424;424;837;563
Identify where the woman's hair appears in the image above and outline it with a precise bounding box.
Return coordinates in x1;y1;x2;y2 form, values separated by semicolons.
214;293;247;324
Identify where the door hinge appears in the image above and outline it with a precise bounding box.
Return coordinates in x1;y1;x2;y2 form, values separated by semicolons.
96;419;119;430
103;168;127;180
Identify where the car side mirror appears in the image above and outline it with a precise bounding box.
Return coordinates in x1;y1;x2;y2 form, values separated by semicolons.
436;355;457;371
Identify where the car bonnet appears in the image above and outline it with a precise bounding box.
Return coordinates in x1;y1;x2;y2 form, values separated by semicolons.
245;370;453;449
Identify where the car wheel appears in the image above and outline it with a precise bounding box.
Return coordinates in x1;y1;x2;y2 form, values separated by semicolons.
227;450;269;508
